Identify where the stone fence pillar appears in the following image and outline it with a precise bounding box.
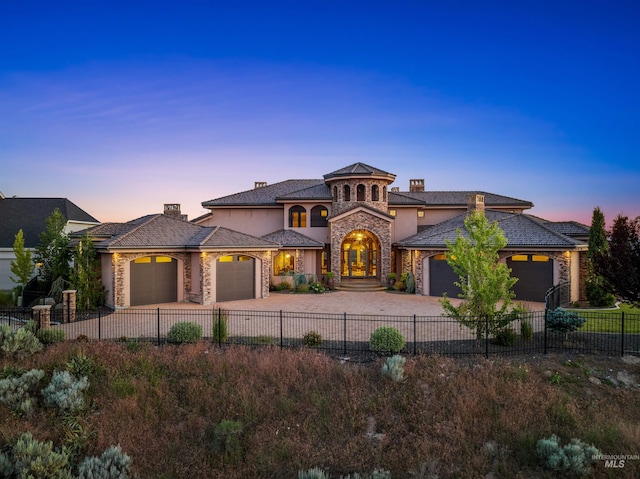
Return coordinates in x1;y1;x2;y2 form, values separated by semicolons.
62;290;77;323
32;304;52;330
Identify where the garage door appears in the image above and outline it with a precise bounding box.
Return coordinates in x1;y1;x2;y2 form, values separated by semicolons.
429;254;463;298
216;255;255;302
130;256;177;306
507;254;553;302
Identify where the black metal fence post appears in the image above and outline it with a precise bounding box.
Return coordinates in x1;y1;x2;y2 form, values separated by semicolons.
343;312;347;356
157;308;161;346
98;308;101;340
413;314;417;355
544;309;548;355
621;311;625;357
280;310;284;350
484;315;489;359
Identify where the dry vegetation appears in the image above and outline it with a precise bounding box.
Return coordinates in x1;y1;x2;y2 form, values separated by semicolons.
2;341;640;478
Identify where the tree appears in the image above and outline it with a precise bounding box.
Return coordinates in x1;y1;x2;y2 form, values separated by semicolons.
10;229;35;295
439;210;524;341
35;208;71;293
595;214;640;307
585;207;615;307
71;232;106;309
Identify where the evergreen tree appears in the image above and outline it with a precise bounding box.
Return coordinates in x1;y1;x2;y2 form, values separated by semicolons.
439;210;524;341
71;232;106;309
35;208;71;293
585;207;615;307
597;215;640;307
10;229;35;295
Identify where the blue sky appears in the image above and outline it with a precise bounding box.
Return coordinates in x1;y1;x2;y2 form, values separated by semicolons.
1;1;638;227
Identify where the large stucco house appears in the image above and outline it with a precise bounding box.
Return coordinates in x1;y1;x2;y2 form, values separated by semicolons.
82;163;589;309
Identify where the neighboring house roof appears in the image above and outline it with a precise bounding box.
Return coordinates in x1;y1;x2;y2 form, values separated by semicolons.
261;229;325;248
392;191;533;209
323;162;396;181
75;214;279;251
0;197;100;248
396;210;586;250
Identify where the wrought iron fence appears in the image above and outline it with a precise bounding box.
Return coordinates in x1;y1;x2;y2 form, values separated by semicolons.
2;305;638;359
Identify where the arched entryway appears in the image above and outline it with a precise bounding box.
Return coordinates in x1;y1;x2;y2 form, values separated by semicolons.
341;230;380;279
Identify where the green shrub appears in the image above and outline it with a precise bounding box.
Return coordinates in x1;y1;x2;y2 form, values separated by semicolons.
0;290;14;307
10;432;73;479
404;271;415;294
211;420;244;463
0;324;43;357
77;445;132;479
0;368;44;416
296;283;310;293
520;320;533;341
381;354;406;382
167;321;202;344
536;434;599;476
298;468;329;479
392;280;406;291
276;281;291;291
303;330;323;347
309;281;325;294
294;273;308;289
494;327;517;346
546;308;586;334
213;311;228;342
369;326;405;355
37;327;66;344
42;370;89;413
585;277;616;307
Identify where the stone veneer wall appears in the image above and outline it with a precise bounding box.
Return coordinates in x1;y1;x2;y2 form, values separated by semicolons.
330;211;392;284
329;179;390;216
112;252;191;308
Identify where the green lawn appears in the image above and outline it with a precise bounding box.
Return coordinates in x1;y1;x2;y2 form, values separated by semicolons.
566;303;640;333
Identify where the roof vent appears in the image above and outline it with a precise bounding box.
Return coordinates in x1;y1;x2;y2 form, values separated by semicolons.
254;182;267;189
409;179;425;192
390;187;400;192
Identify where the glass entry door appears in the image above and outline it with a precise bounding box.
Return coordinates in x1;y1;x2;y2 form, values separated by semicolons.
341;230;379;278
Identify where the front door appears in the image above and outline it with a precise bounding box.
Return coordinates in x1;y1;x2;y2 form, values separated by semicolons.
341;230;379;279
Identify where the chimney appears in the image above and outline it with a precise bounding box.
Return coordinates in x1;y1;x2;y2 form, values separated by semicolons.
164;203;182;219
390;187;400;192
254;181;267;189
467;194;485;214
409;179;425;192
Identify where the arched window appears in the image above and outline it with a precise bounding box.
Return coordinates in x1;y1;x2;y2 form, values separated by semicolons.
357;184;365;201
310;205;329;227
383;186;387;202
273;251;294;275
371;185;379;201
333;186;338;201
343;185;351;202
289;205;306;227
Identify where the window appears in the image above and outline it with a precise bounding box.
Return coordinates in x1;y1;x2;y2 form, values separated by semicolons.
357;184;365;201
532;255;550;262
273;251;294;275
417;210;425;218
289;205;307;227
343;185;351;202
371;185;379;201
389;209;397;217
383;186;387;202
511;255;528;261
333;186;337;201
311;205;329;227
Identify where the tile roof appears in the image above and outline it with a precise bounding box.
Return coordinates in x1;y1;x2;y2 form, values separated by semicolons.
323;162;396;180
392;191;533;208
77;214;279;250
396;210;586;249
202;179;325;207
261;229;325;248
0;197;99;248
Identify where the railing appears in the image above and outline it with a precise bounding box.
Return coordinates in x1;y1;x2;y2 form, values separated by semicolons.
2;306;638;359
